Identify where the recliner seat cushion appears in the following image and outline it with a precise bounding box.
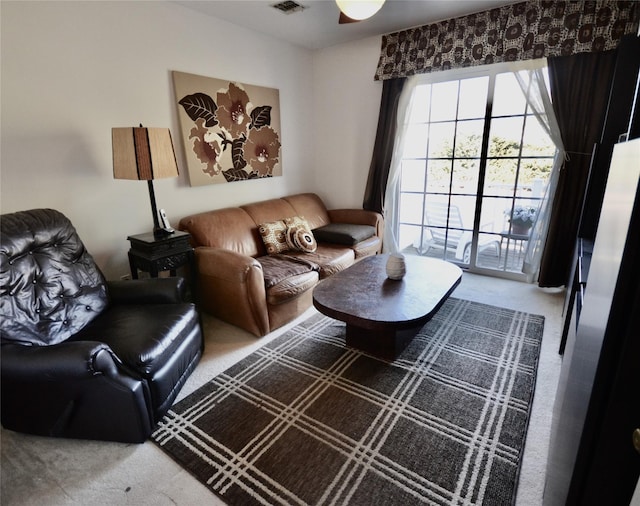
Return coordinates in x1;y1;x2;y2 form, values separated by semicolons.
71;304;200;378
70;303;202;415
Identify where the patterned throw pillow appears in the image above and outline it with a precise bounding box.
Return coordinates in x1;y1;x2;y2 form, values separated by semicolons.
286;226;317;253
284;216;317;253
258;220;289;255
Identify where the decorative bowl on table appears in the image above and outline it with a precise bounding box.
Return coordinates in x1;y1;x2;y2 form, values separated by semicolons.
386;253;406;280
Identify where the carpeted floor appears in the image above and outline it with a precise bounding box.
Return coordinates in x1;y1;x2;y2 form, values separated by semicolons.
152;298;544;505
0;272;565;506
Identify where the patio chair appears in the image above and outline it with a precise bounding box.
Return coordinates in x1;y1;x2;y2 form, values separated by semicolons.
414;202;500;262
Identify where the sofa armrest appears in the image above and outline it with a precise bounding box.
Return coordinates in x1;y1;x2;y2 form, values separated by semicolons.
107;278;187;305
328;209;384;240
195;247;270;336
196;247;261;279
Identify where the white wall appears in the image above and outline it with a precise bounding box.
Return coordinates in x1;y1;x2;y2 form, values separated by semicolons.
0;1;383;278
312;36;383;208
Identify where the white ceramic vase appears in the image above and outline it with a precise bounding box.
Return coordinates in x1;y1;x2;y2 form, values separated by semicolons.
386;253;406;280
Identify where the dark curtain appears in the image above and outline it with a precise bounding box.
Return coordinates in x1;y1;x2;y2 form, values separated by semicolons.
363;77;406;214
538;49;618;287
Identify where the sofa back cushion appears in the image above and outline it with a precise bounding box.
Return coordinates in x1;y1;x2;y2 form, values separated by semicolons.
241;197;297;225
283;193;331;230
179;207;262;257
0;209;109;346
179;193;333;258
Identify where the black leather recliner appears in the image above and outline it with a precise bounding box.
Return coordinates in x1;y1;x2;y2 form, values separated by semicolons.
0;209;203;443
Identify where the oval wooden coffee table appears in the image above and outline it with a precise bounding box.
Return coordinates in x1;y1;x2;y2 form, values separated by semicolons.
312;254;462;360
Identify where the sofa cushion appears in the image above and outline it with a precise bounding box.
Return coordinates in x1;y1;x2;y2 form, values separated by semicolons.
313;223;376;246
284;216;317;253
283;193;331;229
257;255;318;289
266;271;319;306
241;198;297;226
258;220;289;255
283;244;354;279
179;207;262;257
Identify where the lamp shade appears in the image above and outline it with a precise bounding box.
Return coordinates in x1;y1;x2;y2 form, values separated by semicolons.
112;127;179;181
335;0;385;21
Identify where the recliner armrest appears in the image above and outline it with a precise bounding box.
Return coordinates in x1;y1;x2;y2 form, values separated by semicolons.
107;278;187;305
1;341;123;381
1;341;153;442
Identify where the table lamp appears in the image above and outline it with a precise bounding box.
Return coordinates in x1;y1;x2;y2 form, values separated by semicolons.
112;125;179;238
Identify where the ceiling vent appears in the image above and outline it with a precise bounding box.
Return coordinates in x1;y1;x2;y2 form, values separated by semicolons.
271;1;307;15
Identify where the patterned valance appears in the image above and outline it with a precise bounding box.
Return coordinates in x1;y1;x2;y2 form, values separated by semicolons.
374;0;639;80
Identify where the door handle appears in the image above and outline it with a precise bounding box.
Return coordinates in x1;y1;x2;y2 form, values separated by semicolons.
633;428;640;455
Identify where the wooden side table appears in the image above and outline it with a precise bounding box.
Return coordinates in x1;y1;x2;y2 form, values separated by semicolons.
127;230;195;283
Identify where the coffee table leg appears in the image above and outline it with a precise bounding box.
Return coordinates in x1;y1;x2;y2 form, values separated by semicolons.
345;324;421;361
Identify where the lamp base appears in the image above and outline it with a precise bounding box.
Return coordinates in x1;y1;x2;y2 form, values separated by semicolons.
153;226;175;239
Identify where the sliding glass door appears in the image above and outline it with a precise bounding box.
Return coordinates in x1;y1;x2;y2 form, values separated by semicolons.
397;67;556;280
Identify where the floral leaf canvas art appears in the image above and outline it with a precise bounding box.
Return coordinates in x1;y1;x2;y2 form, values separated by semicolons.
173;71;282;186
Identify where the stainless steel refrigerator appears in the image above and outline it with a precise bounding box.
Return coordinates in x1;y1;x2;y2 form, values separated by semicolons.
544;138;640;505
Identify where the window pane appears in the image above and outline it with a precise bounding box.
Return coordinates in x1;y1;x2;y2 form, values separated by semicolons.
493;73;526;116
519;158;553;195
455;119;485;158
521;116;556;156
428;121;455;157
430;81;459;122
484;158;518;196
458;77;489;119
399;224;422;251
426;159;451;192
409;85;431;124
448;195;477;231
403;123;428;158
400;160;426;192
399;192;424;225
479;196;510;233
488;116;524;157
452;159;479;194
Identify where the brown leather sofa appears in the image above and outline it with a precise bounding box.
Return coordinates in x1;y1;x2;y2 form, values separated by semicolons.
179;193;383;336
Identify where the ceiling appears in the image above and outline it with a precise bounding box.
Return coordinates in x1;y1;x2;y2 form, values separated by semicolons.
175;0;519;50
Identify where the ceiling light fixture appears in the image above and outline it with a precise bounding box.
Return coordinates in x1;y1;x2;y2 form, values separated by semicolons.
335;0;385;21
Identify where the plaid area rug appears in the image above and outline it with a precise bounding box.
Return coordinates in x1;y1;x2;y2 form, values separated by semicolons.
152;298;544;505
